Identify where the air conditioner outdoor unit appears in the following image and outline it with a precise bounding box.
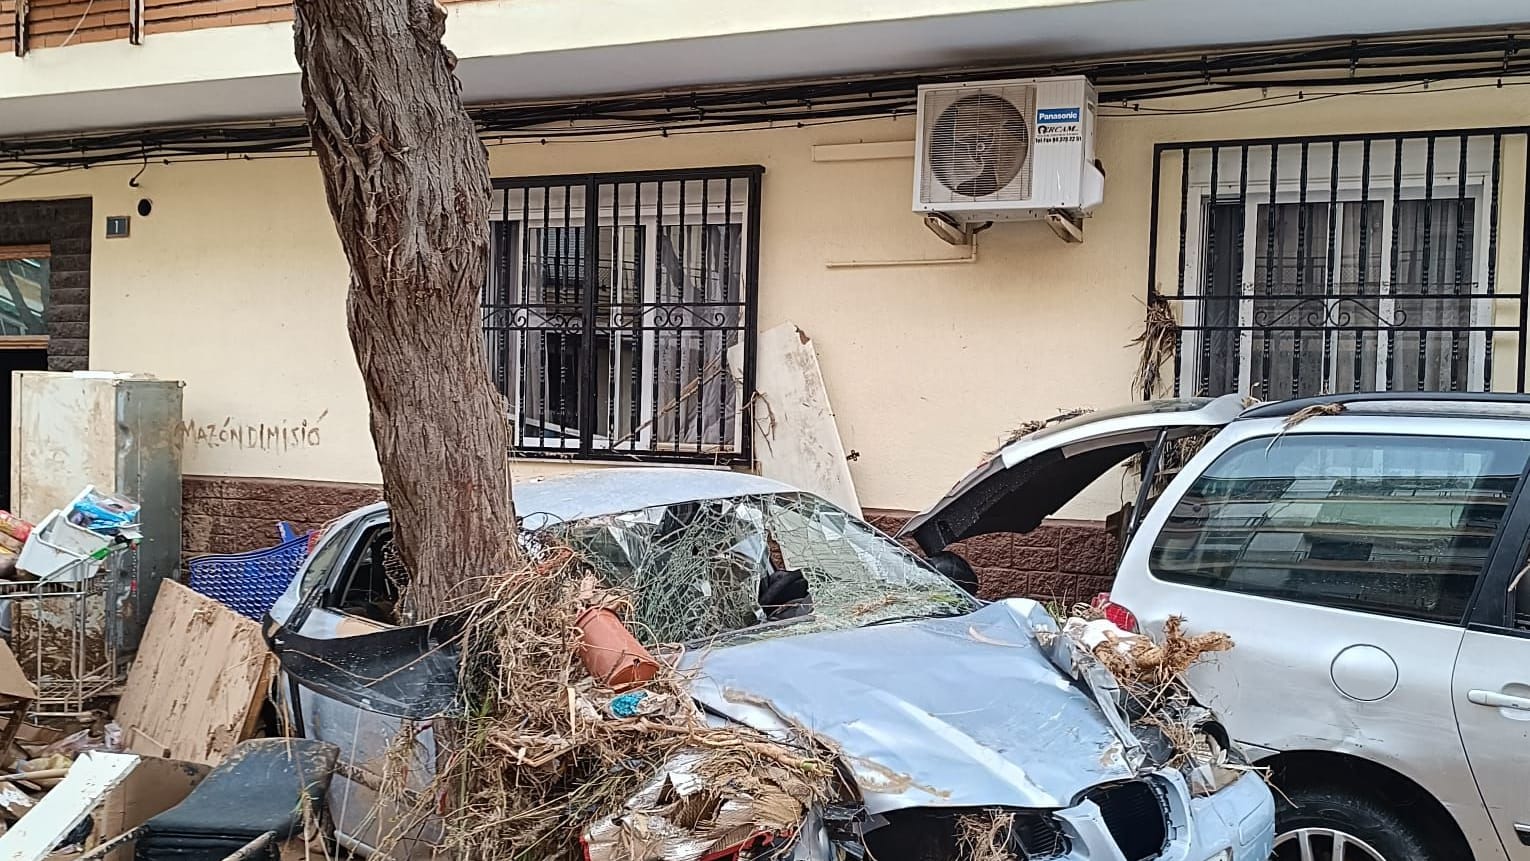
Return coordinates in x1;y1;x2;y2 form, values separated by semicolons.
913;75;1104;224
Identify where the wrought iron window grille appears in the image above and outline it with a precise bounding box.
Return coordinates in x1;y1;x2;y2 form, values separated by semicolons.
483;167;763;463
1146;129;1530;400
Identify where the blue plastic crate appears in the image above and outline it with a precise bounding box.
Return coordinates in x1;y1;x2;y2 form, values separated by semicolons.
187;531;312;620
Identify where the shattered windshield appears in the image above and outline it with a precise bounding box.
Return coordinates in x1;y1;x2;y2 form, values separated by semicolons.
543;492;977;645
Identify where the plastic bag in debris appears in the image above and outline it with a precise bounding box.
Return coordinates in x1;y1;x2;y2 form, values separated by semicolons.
65;486;140;536
1062;617;1143;662
37;721;122;758
39;729;94;758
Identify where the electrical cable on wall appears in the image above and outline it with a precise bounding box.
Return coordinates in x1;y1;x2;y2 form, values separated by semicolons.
4;31;1530;173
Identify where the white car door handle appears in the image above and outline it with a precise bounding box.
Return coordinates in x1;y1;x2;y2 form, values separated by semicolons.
1468;690;1530;711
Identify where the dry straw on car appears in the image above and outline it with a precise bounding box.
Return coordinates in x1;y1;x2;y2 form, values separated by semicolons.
368;543;841;861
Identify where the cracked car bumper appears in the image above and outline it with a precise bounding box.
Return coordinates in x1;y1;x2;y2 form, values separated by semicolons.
1053;769;1273;861
795;770;1273;861
1184;771;1275;861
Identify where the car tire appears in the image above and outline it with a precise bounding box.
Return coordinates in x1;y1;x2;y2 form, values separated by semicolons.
1274;785;1435;861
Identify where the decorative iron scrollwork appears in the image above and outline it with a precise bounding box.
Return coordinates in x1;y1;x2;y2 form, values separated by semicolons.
609;304;743;330
1252;296;1407;329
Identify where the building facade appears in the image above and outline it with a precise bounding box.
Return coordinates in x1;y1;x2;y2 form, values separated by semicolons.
4;0;1530;601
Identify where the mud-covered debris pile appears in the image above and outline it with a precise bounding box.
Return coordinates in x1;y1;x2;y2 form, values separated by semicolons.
0;721;123;846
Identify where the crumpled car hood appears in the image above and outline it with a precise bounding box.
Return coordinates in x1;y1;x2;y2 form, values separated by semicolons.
682;600;1136;814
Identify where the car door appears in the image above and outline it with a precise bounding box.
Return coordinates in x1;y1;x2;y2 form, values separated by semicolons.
1452;482;1530;860
278;512;442;859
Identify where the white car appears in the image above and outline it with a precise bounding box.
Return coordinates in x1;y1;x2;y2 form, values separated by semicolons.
265;468;1273;861
904;393;1530;861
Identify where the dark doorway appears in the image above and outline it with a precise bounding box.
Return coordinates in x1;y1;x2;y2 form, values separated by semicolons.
0;349;48;510
0;199;93;513
0;242;55;512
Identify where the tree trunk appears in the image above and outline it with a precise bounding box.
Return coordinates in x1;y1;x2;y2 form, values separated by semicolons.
293;0;517;619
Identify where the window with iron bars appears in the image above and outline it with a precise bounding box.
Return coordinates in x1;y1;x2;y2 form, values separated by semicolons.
1147;130;1530;400
482;167;762;462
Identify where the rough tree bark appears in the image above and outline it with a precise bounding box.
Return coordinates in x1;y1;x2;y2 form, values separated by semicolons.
293;0;518;619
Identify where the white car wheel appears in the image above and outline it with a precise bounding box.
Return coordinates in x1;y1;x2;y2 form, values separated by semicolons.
1274;827;1388;861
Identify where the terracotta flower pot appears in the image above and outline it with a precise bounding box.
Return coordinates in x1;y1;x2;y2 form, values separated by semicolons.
575;606;659;690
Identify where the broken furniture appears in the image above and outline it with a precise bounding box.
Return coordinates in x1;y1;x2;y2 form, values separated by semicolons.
0;638;37;752
56;755;208;861
132;738;338;861
0;751;140;861
114;581;274;765
0;749;207;861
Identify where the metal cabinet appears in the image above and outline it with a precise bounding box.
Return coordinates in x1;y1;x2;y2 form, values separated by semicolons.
11;370;184;653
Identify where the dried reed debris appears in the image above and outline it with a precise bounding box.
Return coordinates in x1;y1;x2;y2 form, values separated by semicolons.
370;544;841;861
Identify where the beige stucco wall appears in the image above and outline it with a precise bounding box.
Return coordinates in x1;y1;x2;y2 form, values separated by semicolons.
3;80;1528;517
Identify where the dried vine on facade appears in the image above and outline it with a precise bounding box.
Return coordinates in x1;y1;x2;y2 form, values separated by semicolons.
1133;288;1180;401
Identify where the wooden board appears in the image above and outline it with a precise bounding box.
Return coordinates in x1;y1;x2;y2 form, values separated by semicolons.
114;580;274;766
0;246;49;262
0;751;138;861
728;322;862;515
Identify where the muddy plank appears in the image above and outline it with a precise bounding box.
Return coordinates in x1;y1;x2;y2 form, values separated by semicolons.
114;581;273;766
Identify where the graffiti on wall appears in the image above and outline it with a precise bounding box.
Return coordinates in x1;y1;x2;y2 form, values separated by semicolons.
179;410;328;453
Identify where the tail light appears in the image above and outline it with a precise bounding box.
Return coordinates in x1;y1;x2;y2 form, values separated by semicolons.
1091;593;1138;632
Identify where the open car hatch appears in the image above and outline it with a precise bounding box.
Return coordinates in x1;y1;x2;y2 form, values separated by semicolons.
899;395;1245;553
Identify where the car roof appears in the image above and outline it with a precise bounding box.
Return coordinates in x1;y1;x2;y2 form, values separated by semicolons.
996;396;1243;467
899;390;1530;553
343;467;800;530
1237;391;1530;421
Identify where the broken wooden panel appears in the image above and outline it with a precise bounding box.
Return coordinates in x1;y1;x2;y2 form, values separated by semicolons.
50;756;209;861
115;580;273;766
729;322;861;515
0;751;139;861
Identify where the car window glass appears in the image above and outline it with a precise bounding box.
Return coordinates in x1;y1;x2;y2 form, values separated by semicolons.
296;521;355;602
548;492;975;646
1149;433;1530;623
324;523;403;625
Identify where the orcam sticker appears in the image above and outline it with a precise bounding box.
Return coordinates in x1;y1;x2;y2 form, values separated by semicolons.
1035;107;1083;144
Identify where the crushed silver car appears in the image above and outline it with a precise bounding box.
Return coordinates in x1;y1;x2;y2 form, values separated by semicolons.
265;468;1273;861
